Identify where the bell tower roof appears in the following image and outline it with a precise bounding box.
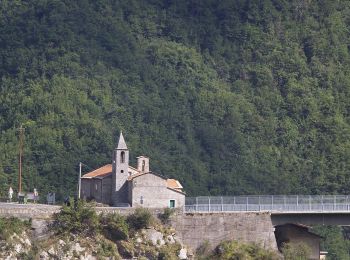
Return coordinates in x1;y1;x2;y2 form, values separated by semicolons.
117;132;128;150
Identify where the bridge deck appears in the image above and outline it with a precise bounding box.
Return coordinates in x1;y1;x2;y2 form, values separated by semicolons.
185;195;350;213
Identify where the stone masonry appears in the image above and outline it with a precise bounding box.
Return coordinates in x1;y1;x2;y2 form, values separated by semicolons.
171;212;278;251
0;204;278;252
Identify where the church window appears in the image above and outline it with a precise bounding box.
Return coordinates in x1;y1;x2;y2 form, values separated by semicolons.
142;160;145;172
121;151;125;163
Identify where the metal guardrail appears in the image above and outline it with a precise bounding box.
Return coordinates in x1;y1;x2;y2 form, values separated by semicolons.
184;195;350;212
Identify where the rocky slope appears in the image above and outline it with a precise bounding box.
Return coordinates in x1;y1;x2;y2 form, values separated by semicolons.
0;224;188;260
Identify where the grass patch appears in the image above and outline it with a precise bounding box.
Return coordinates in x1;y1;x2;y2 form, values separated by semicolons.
0;217;31;241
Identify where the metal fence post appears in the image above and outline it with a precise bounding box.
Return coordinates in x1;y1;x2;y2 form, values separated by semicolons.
246;197;248;211
309;195;311;211
296;195;298;211
272;195;274;211
221;196;223;212
208;196;211;212
196;197;198;212
259;196;261;211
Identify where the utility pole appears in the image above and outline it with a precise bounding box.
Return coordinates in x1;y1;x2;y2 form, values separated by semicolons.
78;162;82;199
18;124;25;194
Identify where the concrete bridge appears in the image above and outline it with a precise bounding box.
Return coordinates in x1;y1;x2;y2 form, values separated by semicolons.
185;195;350;225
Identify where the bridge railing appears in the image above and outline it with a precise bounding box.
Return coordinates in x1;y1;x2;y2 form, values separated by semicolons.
184;195;350;212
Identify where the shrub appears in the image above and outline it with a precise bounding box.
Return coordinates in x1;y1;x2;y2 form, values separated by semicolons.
196;240;212;259
0;217;31;241
127;208;154;230
51;198;99;236
158;243;182;260
100;213;129;241
158;208;175;224
97;238;121;259
282;242;311;260
213;240;279;260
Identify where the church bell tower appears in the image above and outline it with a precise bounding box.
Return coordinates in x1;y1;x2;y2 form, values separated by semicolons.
112;132;129;206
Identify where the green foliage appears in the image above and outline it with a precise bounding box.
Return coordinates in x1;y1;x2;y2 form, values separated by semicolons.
97;238;121;259
0;0;350;202
127;208;154;230
212;240;279;260
158;243;182;260
281;243;311;260
0;217;30;241
313;225;350;260
100;213;129;241
196;240;212;260
51;199;99;236
158;208;175;225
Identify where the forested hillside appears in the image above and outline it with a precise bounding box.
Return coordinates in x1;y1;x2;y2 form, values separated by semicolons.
1;0;350;200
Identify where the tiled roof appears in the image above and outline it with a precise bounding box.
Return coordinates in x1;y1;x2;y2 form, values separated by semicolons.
128;172;148;180
82;165;142;179
128;172;185;193
167;179;183;189
81;164;112;179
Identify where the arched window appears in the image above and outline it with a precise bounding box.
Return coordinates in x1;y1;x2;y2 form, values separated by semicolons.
142;160;145;172
121;151;125;163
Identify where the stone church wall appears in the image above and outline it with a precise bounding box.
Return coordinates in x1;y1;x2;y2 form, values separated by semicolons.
131;174;185;208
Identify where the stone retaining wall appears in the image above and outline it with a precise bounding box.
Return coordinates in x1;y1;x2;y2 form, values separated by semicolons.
171;212;278;251
0;204;277;252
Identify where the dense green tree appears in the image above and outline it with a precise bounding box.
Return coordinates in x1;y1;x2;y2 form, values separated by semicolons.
0;0;350;202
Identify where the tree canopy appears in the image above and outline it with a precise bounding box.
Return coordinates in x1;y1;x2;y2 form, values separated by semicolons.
1;0;350;200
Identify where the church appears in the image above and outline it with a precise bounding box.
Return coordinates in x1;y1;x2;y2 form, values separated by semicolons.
80;132;185;208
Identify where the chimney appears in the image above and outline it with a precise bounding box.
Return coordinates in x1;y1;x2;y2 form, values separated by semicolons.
137;156;149;173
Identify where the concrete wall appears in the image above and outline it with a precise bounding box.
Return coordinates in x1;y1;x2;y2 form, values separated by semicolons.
130;174;185;208
171;212;278;251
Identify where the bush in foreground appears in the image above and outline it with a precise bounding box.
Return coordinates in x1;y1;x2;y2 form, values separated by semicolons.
0;217;31;241
51;198;99;236
100;213;129;241
281;242;311;260
127;208;154;230
158;208;175;225
211;240;279;260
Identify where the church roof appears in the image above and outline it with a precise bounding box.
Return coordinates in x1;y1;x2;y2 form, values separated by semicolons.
81;164;112;179
117;132;128;150
81;164;139;179
128;172;185;194
166;179;183;189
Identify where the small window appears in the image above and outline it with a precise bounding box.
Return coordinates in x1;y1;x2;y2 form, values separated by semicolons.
140;196;143;205
142;160;145;172
121;151;125;163
121;170;124;173
95;184;98;191
169;200;175;208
